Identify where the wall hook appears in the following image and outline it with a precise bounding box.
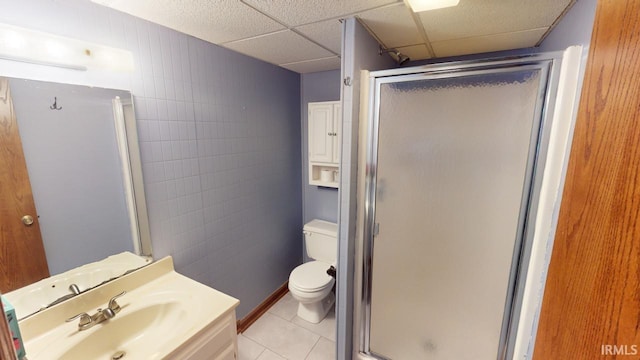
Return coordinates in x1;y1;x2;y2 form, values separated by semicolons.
50;97;62;110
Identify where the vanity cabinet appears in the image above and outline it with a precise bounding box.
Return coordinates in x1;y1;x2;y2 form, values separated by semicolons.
308;101;341;188
19;256;240;360
167;309;238;360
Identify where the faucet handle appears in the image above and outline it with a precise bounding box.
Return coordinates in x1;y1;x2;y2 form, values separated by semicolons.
66;312;92;328
68;283;81;295
108;291;127;313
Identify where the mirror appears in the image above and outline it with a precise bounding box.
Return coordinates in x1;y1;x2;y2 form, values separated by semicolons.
0;77;152;318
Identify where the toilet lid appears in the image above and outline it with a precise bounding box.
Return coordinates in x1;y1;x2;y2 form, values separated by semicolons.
289;261;334;292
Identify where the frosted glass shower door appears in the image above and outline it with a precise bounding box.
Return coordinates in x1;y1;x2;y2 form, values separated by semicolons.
367;69;547;359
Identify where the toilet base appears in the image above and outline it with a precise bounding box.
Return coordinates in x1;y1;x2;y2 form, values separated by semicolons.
296;291;335;324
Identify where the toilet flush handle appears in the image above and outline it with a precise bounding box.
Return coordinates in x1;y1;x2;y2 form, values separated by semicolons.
327;266;336;279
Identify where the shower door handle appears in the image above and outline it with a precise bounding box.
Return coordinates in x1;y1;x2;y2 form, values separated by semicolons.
377;178;385;202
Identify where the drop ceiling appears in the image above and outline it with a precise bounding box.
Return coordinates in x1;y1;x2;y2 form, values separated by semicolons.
90;0;575;73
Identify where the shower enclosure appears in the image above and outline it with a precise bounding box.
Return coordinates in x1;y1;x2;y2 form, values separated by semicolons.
357;53;570;360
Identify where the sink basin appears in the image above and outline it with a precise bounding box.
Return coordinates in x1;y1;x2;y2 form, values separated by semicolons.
60;301;184;359
21;257;239;360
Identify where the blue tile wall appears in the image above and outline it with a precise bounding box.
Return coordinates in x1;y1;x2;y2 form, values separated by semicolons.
0;0;302;318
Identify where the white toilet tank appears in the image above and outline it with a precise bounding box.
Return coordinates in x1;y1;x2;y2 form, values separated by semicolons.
303;220;338;263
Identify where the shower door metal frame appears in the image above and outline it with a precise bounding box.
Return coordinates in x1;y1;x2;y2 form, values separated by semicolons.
359;53;564;360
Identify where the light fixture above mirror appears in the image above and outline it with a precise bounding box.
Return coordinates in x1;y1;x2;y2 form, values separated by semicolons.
0;23;134;72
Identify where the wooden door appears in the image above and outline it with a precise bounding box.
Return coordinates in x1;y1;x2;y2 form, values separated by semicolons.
0;78;49;293
534;0;640;358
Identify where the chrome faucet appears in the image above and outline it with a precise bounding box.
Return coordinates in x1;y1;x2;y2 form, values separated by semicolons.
69;284;81;295
45;284;82;308
66;291;126;331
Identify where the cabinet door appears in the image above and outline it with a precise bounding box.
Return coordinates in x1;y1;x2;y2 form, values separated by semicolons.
332;103;341;164
308;103;334;163
214;344;236;360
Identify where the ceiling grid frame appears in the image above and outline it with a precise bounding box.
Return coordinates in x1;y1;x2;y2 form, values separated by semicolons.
90;0;576;73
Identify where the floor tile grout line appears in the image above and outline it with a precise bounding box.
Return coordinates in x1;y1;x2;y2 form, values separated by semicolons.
259;327;321;360
254;347;266;360
288;313;337;342
243;324;304;360
238;334;268;360
245;326;321;360
266;308;297;322
320;335;335;343
243;296;336;360
264;345;290;360
303;336;323;360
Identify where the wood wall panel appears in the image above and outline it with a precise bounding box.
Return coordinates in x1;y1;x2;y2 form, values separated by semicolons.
534;0;640;358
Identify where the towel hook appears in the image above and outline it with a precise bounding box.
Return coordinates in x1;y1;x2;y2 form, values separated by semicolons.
50;97;62;110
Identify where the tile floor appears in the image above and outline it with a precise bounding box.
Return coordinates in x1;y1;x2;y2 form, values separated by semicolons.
238;293;336;360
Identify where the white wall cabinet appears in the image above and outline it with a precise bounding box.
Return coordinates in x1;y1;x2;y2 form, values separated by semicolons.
308;101;341;188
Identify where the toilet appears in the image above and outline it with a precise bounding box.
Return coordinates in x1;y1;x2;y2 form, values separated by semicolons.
288;219;337;324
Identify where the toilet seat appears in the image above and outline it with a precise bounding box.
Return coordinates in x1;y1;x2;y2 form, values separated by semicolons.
289;261;334;293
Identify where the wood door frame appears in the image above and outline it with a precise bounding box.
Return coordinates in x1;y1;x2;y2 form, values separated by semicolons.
0;296;16;360
534;0;640;358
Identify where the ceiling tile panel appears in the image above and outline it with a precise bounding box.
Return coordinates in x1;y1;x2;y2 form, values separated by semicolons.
295;19;342;54
91;0;285;44
280;57;342;73
241;0;401;27
431;28;549;58
395;44;431;61
92;0;574;74
357;3;423;48
419;0;572;42
222;30;334;65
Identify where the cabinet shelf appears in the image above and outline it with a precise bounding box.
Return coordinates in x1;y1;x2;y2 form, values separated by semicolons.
309;163;339;188
308;101;341;188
